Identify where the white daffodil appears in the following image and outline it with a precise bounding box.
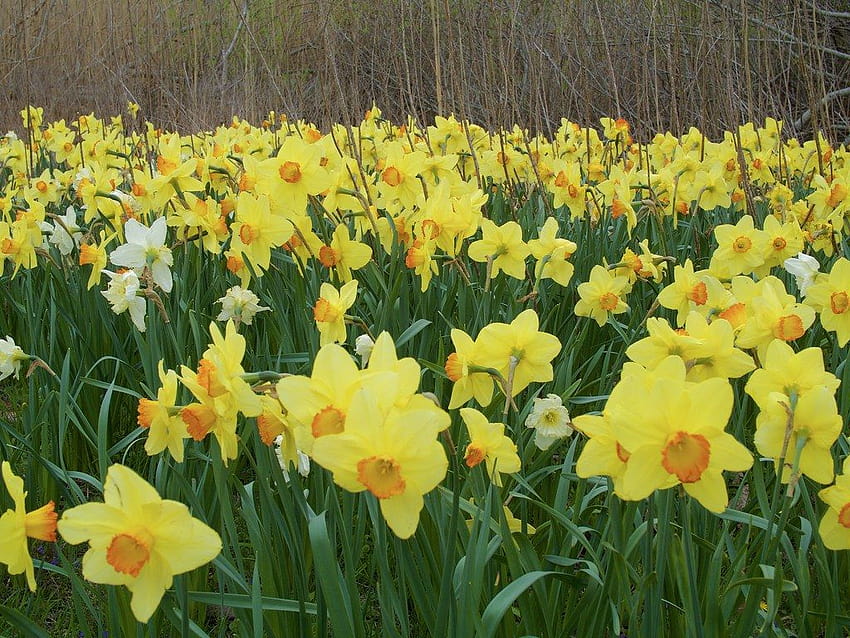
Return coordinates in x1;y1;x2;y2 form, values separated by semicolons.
109;217;173;292
525;393;573;450
101;270;147;332
274;436;310;481
215;286;270;325
783;252;820;296
46;206;83;256
354;333;375;367
0;336;29;382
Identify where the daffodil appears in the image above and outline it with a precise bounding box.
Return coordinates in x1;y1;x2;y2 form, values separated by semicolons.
137;362;188;462
818;458;850;550
805;257;850;346
276;343;391;454
783;253;821;296
311;387;449;538
79;231;115;290
460;408;521;486
608;357;753;512
709;215;768;278
444;328;495;409
0;336;30;382
657;259;711;326
57;464;221;623
216;286;270;326
524;393;573;450
734;276;815;357
756;215;803;277
528;217;577;287
744;340;840;411
0;462;58;591
574;412;632;495
257;136;333;216
317;224;373;283
405;238;439;292
574;265;631;326
313;279;358;346
229;192;293;278
475;309;561;397
754;385;842;484
101;270;147;332
355;334;375;367
468;219;530;280
109;217;174;293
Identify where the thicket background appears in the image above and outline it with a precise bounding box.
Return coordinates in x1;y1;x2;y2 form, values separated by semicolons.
1;0;849;139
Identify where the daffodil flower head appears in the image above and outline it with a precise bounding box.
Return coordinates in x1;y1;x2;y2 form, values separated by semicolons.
574;265;631;327
101;269;147;332
525;393;573;450
804;257;850;346
109;216;174;293
475;309;562;398
754;385;842;484
444;328;495;409
0;462;58;591
313;279;358;346
605;356;753;512
216;286;270;326
355;334;375;367
783;252;820;296
744;339;840;412
58;464;222;623
467;219;530;280
818;458;850;550
0;335;30;382
137;361;188;462
460;407;521;486
311;387;449;538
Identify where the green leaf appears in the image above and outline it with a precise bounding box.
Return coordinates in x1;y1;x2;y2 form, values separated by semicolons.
186;592;317;614
480;571;561;638
0;606;51;638
395;318;432;347
308;512;357;637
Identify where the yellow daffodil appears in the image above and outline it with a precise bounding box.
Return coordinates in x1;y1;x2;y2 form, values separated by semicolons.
137;362;188;462
276;343;393;454
709;215;769;278
257;136;332;216
574;265;631;326
0;462;58;591
754;385;842;484
805;257;850;346
311;387;449;538
317;225;373;283
734;276;815;358
460;408;521;486
657;259;711;326
475;309;561;397
57;464;221;623
755;215;804;277
79;231;115;290
405;238;439;292
444;328;496;409
468;219;530;281
574;412;632;495
744;340;840;411
818;458;850;550
528;217;577;287
608;357;753;512
229;192;294;278
313;279;358;346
